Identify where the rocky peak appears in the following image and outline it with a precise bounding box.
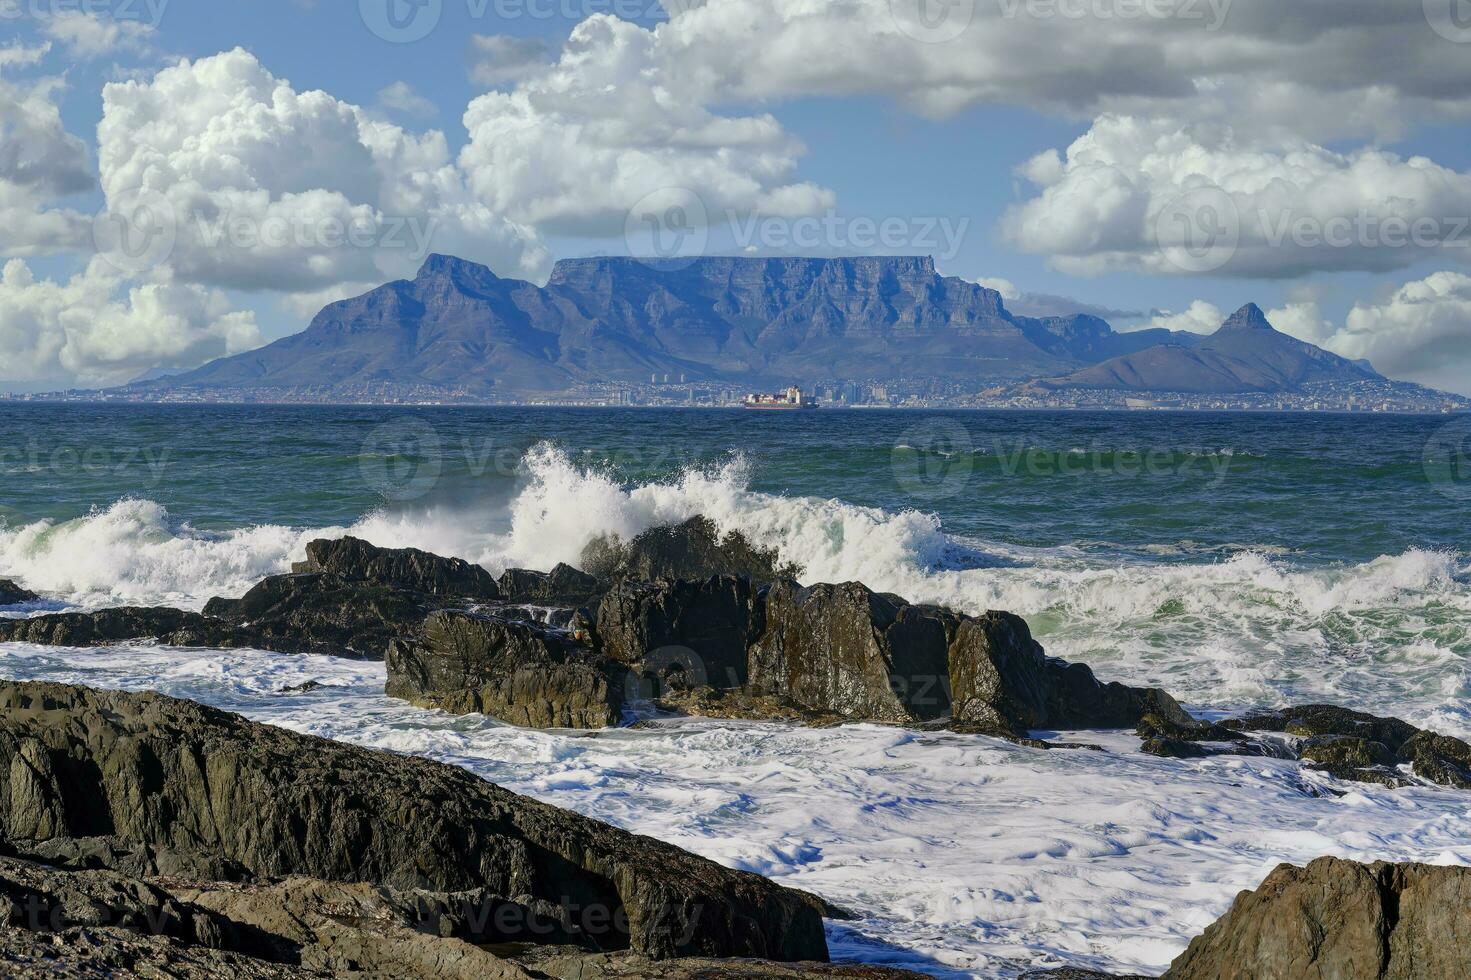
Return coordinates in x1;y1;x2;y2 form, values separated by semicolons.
1217;303;1274;333
414;253;503;291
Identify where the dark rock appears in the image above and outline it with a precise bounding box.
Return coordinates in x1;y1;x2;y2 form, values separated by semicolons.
1167;856;1471;979
1023;965;1147;971
292;536;500;599
0;607;248;648
512;946;929;978
947;611;1053;737
1230;703;1419;747
596;576;762;692
387;610;631;729
1231;704;1471;790
0;680;830;962
1401;731;1471;789
499;563;603;606
0;854;301;978
584;517;799;584
1135;713;1279;760
0;578;38;605
915;636;1193;741
4;835;254;883
1041;658;1192;731
203;571;437;659
747;581;953;724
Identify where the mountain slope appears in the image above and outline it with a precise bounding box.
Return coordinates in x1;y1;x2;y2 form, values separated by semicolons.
153;255;1181;396
1034;305;1381;394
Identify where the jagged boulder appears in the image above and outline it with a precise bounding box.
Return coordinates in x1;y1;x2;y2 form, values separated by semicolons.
387;610;631;729
947;610;1190;738
203;572;438;659
1167;857;1471;979
747;581;954;723
0;607;251;648
1040;658;1191;731
0;578;38;605
292;536;500;599
499;563;604;606
596;576;761;692
0;681;829;963
583;517;798;584
1230;704;1471;789
0;850;894;979
947;611;1052;736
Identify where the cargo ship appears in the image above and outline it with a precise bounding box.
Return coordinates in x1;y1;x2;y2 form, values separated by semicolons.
742;386;820;410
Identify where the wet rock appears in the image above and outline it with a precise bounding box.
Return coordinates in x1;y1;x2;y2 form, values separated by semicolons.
512;946;929;978
0;607;247;648
5;835;253;883
0;680;830;963
1231;704;1471;789
596;576;762;692
387;610;631;729
203;572;439;659
292;536;500;600
747;581;953;723
1167;856;1471;979
498;563;603;606
1040;659;1192;731
0;578;38;605
583;517;799;584
1135;713;1277;761
946;611;1053;737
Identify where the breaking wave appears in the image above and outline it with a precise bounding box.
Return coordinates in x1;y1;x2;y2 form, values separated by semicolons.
2;443;1468;731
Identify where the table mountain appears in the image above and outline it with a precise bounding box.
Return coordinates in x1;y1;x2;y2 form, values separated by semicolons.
141;255;1194;397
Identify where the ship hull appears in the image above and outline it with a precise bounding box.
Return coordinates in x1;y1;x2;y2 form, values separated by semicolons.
742;404;820;411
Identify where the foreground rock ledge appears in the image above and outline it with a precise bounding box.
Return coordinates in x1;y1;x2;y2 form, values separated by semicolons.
0;680;828;964
1166;856;1471;979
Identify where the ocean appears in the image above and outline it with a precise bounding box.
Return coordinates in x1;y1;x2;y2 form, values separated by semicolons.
2;404;1470;977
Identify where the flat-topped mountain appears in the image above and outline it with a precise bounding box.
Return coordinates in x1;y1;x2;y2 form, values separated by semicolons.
145;254;1195;397
1033;304;1383;395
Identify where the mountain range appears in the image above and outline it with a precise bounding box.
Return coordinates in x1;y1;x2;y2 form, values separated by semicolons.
139;254;1405;400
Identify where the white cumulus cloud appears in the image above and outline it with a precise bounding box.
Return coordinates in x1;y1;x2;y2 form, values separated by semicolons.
458;15;834;235
96;48;550;292
1002;115;1471;279
0;259;262;387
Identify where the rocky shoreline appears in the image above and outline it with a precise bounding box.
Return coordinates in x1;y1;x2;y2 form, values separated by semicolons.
3;519;1471;977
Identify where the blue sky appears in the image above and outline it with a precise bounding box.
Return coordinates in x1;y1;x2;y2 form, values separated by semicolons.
3;0;1471;392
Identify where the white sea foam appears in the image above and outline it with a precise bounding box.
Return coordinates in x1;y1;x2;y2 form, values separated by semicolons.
2;445;1468;730
2;642;1470;979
